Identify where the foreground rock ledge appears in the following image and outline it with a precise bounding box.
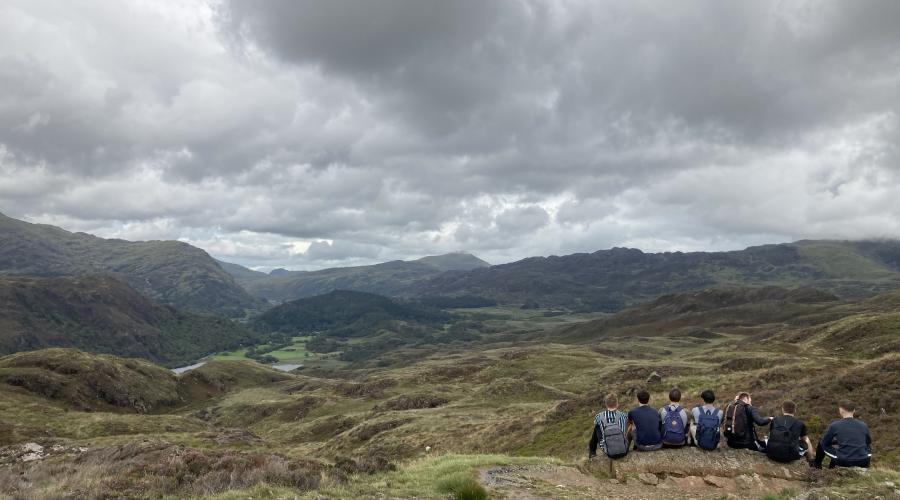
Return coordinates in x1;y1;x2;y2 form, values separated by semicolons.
582;447;809;481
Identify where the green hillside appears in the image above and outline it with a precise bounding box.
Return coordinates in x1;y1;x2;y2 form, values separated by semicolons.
214;259;269;284
0;213;260;316
254;290;449;335
0;275;262;367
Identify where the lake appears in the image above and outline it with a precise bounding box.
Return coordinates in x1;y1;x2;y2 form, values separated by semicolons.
171;361;302;374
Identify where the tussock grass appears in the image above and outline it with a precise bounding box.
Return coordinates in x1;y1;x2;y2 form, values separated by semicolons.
436;473;488;500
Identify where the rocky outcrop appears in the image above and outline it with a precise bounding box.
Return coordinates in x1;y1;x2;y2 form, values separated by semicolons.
481;450;812;499
578;447;810;498
584;447;809;481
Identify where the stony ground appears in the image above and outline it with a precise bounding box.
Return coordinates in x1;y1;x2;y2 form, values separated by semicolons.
481;448;810;500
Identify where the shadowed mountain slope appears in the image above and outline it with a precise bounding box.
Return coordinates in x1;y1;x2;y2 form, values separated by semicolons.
0;275;261;367
0;213;260;316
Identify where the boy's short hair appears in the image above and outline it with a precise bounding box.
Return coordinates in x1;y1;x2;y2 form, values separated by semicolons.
637;390;650;404
669;388;682;403
605;393;619;408
737;392;751;401
700;389;716;404
782;400;797;414
839;400;856;413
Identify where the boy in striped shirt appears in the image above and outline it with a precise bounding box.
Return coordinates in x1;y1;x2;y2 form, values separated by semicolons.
589;393;629;458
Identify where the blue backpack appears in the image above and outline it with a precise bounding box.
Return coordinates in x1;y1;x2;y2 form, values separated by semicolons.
662;405;686;445
696;407;722;450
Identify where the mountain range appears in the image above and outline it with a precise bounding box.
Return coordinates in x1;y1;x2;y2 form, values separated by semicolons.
9;213;900;315
221;238;900;311
220;252;490;303
5;212;900;366
409;240;900;310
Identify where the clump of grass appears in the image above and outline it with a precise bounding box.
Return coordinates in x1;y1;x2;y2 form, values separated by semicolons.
763;487;798;500
437;472;488;500
334;378;398;398
376;394;449;411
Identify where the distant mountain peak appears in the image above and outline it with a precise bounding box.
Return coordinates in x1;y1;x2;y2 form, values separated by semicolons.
414;252;491;272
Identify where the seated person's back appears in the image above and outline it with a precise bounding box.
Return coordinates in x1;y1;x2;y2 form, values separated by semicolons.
691;389;722;450
813;400;872;469
725;392;771;452
766;400;814;463
659;388;689;447
628;390;663;451
588;393;630;459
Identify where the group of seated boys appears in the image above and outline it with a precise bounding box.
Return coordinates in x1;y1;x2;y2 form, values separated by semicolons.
588;388;872;469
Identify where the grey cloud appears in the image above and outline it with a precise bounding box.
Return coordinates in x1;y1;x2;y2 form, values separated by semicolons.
1;0;899;269
305;240;383;261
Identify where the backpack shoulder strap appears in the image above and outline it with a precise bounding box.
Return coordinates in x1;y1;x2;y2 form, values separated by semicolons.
598;410;613;427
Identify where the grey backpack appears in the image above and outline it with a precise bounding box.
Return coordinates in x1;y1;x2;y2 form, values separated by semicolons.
598;412;628;458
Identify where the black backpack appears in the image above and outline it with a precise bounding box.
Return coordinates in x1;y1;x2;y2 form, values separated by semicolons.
723;401;749;439
766;416;800;463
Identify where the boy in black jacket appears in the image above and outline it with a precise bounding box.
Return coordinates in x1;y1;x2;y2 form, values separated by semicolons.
725;392;773;452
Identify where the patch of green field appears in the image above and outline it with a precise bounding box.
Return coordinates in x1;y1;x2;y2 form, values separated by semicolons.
264;336;313;363
208;349;253;361
209;336;318;365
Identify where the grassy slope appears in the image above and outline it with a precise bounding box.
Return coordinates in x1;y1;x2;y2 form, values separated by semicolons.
0;286;898;498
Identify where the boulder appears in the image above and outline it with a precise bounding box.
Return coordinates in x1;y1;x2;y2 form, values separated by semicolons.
704;476;735;489
646;371;663;384
669;476;708;488
637;472;659;485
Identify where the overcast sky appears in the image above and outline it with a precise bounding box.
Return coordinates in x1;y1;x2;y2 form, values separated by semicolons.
2;1;899;270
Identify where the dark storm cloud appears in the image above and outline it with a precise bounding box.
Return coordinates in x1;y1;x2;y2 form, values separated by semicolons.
1;0;899;269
